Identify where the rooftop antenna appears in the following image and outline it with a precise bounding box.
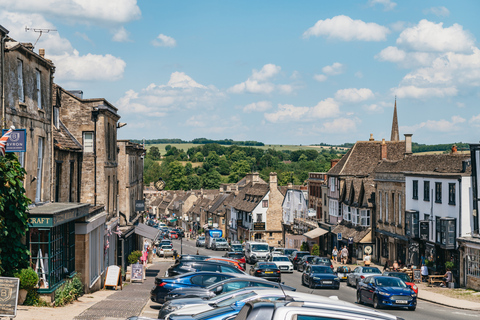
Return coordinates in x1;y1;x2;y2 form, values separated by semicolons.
25;27;57;49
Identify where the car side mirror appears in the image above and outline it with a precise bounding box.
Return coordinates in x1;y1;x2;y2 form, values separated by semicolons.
215;285;223;293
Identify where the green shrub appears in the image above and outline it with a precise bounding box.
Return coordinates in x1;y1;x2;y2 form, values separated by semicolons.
300;241;309;252
15;268;39;290
24;289;39;306
128;251;143;265
54;274;84;307
311;244;320;256
445;261;455;270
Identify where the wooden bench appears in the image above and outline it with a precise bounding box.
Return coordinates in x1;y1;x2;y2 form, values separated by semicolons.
428;275;444;286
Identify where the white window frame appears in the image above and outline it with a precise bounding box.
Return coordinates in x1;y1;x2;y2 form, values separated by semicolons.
466;247;480;278
17;152;25;168
352;208;359;225
83;132;94;153
360;209;370;227
398;193;402;225
18;60;24;103
385;192;389;222
379;192;382;221
330;177;335;192
36;69;42;109
35;137;44;203
329;199;339;217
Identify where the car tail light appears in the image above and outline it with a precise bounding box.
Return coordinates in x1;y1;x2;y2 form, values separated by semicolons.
256;270;261;273
157;282;167;287
276;270;281;273
240;257;246;263
360;275;365;279
330;265;334;269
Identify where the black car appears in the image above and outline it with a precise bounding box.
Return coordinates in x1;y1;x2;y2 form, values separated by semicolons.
283;249;297;257
165;277;296;301
289;251;310;270
301;265;340;289
173;228;185;238
249;262;281;282
296;255;317;272
166;260;246;277
313;256;334;270
177;254;210;262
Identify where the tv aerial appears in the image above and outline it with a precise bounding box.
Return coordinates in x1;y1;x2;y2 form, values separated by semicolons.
25;27;57;48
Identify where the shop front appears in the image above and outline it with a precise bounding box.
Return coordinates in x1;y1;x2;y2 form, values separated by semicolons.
28;203;90;295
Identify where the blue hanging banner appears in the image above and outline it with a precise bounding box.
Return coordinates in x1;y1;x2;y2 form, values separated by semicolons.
2;129;27;152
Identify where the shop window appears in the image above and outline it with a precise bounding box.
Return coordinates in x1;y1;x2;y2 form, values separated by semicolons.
413;180;418;199
424;181;430;201
435;182;442;203
448;183;456;205
254;233;262;240
381;237;389;258
405;210;419;238
466;247;480;278
440;218;456;249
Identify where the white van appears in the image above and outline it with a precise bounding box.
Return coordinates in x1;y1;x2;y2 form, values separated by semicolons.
245;241;270;264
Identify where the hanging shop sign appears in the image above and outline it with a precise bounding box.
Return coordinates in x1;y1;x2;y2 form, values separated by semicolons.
1;129;26;152
254;222;265;231
419;221;429;241
135;200;145;212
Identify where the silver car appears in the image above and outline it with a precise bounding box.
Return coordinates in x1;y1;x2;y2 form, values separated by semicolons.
346;266;382;288
212;238;230;251
196;236;206;247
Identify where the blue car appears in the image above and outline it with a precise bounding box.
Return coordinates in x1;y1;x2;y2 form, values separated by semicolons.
168;301;245;320
356;275;417;311
151;272;238;304
301;265;340;289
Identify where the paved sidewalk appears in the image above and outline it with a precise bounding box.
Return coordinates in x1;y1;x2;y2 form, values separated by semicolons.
332;259;480;311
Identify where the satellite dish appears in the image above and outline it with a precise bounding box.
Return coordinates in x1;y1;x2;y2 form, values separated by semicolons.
364;245;372;254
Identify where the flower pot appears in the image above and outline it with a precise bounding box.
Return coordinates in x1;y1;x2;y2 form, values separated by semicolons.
18;289;28;305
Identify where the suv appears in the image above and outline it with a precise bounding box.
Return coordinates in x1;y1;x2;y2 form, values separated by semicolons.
196;236;206;247
212;238;230;251
245;241;271;264
289;251;310;270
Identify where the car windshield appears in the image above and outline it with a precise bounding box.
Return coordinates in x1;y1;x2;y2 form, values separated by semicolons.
232;245;242;249
364;267;381;274
296;252;309;258
216;239;227;242
228;254;244;259
316;257;330;263
216;292;256;307
272;257;289;262
391;273;412;282
311;266;333;273
284;249;296;255
259;263;277;269
252;244;269;252
161;245;172;250
305;257;315;262
375;278;406;287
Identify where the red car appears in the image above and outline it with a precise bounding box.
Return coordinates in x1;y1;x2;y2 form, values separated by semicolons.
383;271;419;294
169;231;178;239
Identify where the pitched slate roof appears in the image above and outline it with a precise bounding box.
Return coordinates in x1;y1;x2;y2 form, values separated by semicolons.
374;154;471;175
207;194;230;214
328;140;405;177
231;182;269;212
53;121;82;151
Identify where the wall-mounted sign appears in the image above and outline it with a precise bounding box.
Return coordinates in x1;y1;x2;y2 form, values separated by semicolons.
419;221;429;241
337;233;342;241
348;237;354;244
237;219;243;227
135;200;145;212
308;209;317;217
254;222;265;231
2;129;26;152
0;277;20;317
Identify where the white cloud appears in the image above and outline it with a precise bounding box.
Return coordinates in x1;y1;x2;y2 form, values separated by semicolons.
229;79;275;94
51;50;126;81
251;64;281;81
303;15;390;41
75;32;94;45
313;74;328;82
229;64;291;94
423;6;450;17
376;46;437;67
116;72;224;117
393;86;458;99
0;0;141;25
322;62;345;75
319;118;358;133
397;19;475;53
368;0;397;11
355;71;363;78
152;34;177;47
470;114;480;127
243;101;272;113
311;98;341;118
376;46;406;63
112;27;131;42
363;104;383;112
278;84;294;94
264;98;340;123
424;116;465;132
264;104;309;123
335;88;375;102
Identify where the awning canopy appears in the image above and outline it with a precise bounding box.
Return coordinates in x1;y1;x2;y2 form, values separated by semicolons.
304;227;328;239
134;223;161;241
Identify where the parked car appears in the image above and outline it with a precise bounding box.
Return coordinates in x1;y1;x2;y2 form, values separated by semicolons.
357;275;417;310
165;277;296;301
301;265;340;289
206;257;244;271
178;255;210;262
245;241;271;264
160;239;173;247
289;251;310;270
150;272;239;304
212;238;230;251
249;262;281;282
268;255;293;273
295;255;316;272
173;228;184;238
168;301;246;320
158;245;174;257
347;266;382;288
230;243;244;253
166;260;246;277
170;231;179;239
312;256;334;269
383;271;418;294
235;298;399;320
196;236;206;247
336;266;351;281
282;248;297;257
223;252;246;270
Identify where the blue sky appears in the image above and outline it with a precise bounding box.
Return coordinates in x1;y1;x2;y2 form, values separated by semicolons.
2;0;480;145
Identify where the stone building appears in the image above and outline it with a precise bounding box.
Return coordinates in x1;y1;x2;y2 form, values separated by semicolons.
1;36;55;204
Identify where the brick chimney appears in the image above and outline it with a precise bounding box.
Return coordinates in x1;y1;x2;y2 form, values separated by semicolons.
369;134;374;141
39;48;45;58
404;134;413;157
269;172;278;190
246;172;260;186
381;138;387;160
330;159;340;168
451;145;457;154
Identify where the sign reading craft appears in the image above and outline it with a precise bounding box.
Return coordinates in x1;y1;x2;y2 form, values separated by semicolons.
2;129;26;152
0;276;20;317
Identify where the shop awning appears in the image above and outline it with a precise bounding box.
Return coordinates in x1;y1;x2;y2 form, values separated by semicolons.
134;223;161;241
304;227;328;239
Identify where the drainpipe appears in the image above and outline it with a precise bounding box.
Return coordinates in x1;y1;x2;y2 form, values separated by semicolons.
1;29;8;129
92;107;100;206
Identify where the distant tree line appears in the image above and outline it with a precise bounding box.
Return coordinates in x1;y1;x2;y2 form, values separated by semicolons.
131;138;264;146
412;142;470;153
143;143;344;190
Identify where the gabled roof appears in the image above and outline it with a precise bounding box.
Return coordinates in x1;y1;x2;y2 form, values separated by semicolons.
208;194;230;214
53;121;82;151
231;182;269;212
328;140;405;177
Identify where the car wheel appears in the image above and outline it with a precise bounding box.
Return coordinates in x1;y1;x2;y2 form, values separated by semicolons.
408;306;416;311
309;279;314;289
357;291;363;304
373;295;381;309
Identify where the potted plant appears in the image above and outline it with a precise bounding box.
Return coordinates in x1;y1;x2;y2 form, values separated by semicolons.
14;268;39;305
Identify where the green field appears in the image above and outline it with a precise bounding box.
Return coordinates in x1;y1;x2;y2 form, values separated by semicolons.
145;143;348;154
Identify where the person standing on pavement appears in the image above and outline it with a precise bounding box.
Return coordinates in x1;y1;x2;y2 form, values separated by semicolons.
332;246;338;262
341;246;349;264
363;253;371;266
421;263;428;282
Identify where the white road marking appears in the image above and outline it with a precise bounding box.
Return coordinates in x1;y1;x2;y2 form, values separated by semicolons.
452;312;480;318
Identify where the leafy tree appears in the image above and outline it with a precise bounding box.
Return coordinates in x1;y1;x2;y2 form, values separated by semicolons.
218;158;230;175
278;171;294;185
165;144;172;151
143;158;162;185
206;151;220;166
184;162;193;175
202;168;222;189
311;244;320;256
196;167;206;175
0;154;31;276
300;241;310;252
229;150;247;162
187;175;202;190
147;146;161;160
298;154;308;162
228;160;251;183
193;152;204;162
166;161;188;190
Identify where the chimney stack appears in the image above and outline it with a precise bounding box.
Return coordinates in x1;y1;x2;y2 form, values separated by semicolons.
381;138;387;160
404;134;413;156
330;159;340;168
369;134;374;141
269;172;278;190
39;48;45;58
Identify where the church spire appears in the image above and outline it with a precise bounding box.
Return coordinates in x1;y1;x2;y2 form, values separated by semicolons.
390;98;399;141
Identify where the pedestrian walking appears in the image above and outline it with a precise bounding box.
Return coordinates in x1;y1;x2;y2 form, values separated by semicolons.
363;253;371;266
332;246;338;262
341;246;349;264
